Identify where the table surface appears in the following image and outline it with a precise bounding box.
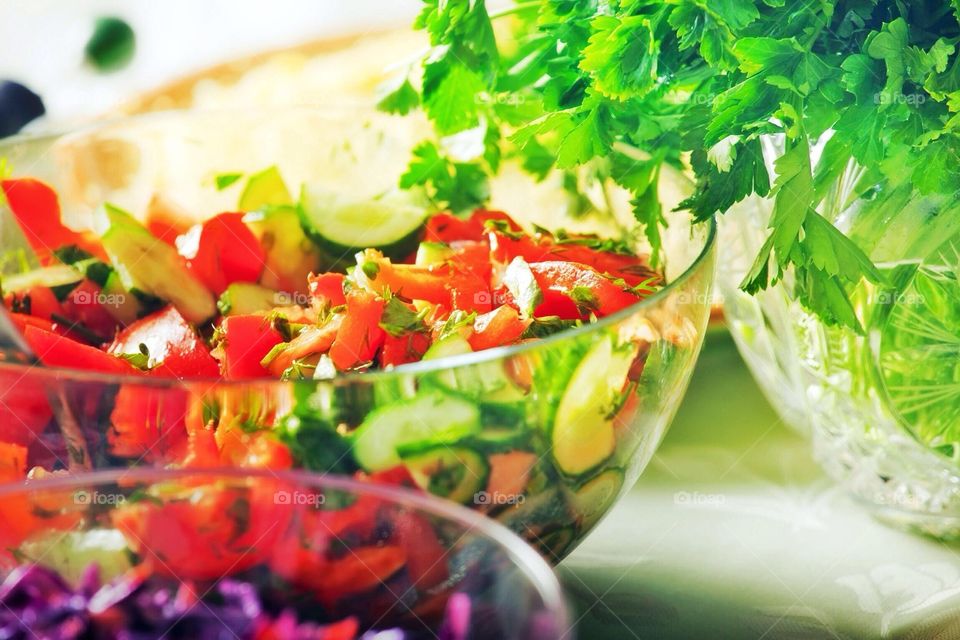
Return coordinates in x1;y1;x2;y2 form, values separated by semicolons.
5;4;960;639
564;330;960;640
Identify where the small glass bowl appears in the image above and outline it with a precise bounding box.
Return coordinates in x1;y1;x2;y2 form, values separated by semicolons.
0;467;570;639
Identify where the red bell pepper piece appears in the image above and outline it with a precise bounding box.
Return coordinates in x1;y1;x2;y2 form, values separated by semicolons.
108;306;220;378
329;290;386;370
262;316;343;377
219;315;285;380
181;213;266;295
23;325;136;374
529;261;643;318
1;178;107;264
468;305;530;351
307;272;346;307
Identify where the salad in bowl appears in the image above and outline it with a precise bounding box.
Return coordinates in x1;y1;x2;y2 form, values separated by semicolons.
0;468;569;639
0;108;715;561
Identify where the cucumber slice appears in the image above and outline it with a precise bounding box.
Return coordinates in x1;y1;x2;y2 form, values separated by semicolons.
101;271;144;324
217;282;281;316
18;529;131;583
299;184;428;261
98;204;216;324
416;241;454;267
422;334;526;400
238;166;293;211
551;335;636;477
243;206;323;293
472;427;531;452
1;264;82;293
400;445;489;504
351;391;481;471
567;467;625;531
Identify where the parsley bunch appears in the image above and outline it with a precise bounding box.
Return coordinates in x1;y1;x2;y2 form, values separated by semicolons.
378;0;960;331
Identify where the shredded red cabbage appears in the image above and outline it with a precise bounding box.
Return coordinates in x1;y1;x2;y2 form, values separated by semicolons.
0;564;432;640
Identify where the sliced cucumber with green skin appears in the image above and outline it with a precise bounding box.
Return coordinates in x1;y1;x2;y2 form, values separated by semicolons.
416;241;454;267
98;204;216;324
299;184;428;261
399;445;489;504
422;334;526;399
217;282;281;316
471;427;532;453
478;401;528;430
1;264;83;293
243;206;323;293
567;467;625;532
101;272;144;324
550;335;637;477
351;391;481;471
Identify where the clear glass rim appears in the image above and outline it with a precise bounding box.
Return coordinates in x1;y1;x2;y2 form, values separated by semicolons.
0;465;572;634
0;107;717;387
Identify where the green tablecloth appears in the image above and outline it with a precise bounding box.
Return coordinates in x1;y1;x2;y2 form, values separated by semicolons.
562;330;960;640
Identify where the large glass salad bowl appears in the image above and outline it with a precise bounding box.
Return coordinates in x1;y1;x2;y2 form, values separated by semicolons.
0;108;716;561
0;467;569;639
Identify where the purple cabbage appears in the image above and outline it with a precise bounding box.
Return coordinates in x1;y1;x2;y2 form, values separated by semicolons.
0;563;420;640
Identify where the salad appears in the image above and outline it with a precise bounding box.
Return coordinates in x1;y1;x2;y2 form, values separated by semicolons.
0;170;658;380
0;166;670;558
0;471;511;640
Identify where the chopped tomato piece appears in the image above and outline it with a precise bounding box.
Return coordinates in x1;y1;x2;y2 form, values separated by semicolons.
425;212;482;243
449;239;493;282
304;545;406;606
7;286;64;322
181;213;266;295
0;442;27;482
529;261;643;318
23;326;136;374
60;280;120;339
112;483;292;580
379;331;431;368
308;272;346;306
108;384;188;462
1;178;106;264
219;315;285;379
145;194;193;246
329;290;386;370
0;372;51;448
109;306;220;378
468;306;530;351
469;209;523;233
391;512;449;590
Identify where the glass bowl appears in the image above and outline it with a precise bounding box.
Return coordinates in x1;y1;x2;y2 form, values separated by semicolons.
719;135;960;539
0;108;716;560
0;467;569;639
